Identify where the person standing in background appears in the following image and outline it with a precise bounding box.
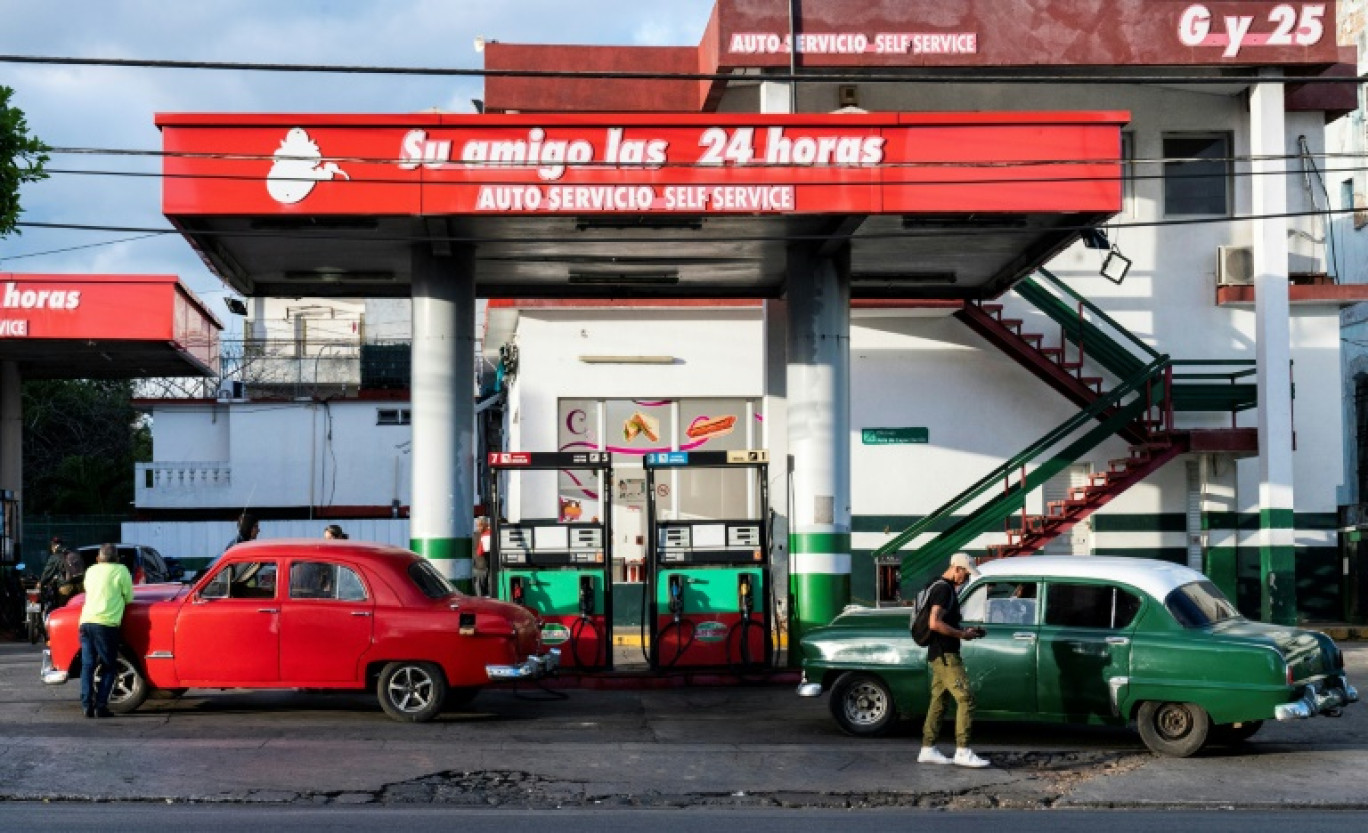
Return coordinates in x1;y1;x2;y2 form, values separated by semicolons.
472;517;491;597
78;543;133;718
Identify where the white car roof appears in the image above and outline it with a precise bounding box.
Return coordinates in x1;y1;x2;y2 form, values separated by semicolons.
974;555;1207;601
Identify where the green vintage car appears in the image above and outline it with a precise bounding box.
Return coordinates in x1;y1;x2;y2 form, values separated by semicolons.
797;556;1358;756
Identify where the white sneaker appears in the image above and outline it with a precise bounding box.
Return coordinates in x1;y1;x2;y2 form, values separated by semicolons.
953;748;990;768
917;746;951;765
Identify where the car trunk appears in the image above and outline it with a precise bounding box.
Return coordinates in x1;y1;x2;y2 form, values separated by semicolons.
1211;619;1333;681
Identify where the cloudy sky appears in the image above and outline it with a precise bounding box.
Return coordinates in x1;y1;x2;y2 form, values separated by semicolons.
0;0;715;318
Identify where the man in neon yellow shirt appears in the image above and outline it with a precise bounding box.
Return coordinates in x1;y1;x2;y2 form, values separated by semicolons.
79;543;133;718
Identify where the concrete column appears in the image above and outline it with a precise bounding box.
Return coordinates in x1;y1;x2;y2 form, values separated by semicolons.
0;362;20;564
759;78;794;650
410;245;476;588
1250;71;1297;624
0;361;21;491
763;299;790;642
786;243;851;645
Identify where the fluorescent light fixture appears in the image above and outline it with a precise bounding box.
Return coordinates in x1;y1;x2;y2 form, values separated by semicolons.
575;216;703;231
283;270;396;282
902;214;1027;230
1101;249;1132;284
849;271;957;284
578;355;676;364
567;270;679;285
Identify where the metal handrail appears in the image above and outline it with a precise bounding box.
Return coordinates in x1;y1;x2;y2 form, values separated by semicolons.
1035;267;1162;362
874;355;1170;557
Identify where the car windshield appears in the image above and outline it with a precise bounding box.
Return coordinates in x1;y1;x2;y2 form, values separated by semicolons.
408;559;456;599
1164;580;1242;627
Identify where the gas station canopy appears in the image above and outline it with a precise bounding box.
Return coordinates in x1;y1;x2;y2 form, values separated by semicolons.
0;274;219;380
158;111;1126;300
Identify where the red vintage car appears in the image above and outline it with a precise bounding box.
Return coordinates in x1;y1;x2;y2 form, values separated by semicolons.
40;540;557;722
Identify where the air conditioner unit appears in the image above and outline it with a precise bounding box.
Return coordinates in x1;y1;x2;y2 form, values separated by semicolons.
217;380;245;400
1216;245;1253;285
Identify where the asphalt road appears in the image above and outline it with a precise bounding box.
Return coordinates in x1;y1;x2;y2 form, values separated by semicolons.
0;640;1363;810
0;807;1366;832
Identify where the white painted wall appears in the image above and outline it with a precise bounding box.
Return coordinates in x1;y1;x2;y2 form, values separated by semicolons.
121;519;412;567
140;400;412;510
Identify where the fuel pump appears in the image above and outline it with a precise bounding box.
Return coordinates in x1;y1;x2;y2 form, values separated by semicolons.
488;451;613;671
644;450;772;671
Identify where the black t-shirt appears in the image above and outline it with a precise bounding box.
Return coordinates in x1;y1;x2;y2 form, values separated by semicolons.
924;579;961;662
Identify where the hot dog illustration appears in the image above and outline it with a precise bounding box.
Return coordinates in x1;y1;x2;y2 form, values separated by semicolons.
686;414;736;439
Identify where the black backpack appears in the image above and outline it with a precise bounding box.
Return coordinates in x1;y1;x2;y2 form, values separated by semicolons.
909;578;950;647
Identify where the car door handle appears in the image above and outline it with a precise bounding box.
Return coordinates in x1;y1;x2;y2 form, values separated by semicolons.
1105;636;1130;646
351;611;372;617
1013;632;1036;642
258;608;278;614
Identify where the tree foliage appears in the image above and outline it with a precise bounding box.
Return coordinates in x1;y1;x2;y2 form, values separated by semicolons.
1;85;49;238
22;380;150;515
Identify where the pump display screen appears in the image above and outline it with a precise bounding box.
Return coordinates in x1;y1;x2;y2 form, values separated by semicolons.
657;521;763;564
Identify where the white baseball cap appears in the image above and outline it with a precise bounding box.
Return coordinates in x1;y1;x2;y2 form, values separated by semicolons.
949;552;980;578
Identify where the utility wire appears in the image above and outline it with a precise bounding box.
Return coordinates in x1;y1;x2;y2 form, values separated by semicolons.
32;160;1368;190
16;205;1368;248
42;143;1368;170
0;53;1363;86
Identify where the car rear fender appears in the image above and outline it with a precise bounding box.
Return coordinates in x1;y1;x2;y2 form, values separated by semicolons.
1123;635;1293;723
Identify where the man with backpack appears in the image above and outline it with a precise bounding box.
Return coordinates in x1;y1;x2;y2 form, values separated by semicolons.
916;552;990;768
38;536;86;612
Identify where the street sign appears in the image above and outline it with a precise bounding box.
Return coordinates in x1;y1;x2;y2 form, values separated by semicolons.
861;427;928;445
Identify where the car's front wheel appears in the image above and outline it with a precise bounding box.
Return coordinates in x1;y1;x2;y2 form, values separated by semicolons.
378;661;447;722
1137;700;1209;757
100;652;150;714
829;672;897;737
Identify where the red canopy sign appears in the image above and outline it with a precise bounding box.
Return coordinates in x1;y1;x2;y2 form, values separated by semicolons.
159;112;1126;218
0;274;219;370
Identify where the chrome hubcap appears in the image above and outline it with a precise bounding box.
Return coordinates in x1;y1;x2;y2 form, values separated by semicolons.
95;660;137;705
1156;703;1193;739
387;667;434;712
844;682;888;726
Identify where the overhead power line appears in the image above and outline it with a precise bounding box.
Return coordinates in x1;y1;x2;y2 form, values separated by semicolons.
15;205;1367;248
0;53;1363;86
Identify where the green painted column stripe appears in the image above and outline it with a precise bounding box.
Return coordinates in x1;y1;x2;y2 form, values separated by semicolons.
788;572;851;666
410;537;472;560
1259;507;1295;528
790;532;851;553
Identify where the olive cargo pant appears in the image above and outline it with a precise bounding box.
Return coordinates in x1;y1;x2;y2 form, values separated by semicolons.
922;653;976;748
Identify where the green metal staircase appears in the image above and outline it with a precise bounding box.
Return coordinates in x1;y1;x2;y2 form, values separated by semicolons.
880;268;1258;592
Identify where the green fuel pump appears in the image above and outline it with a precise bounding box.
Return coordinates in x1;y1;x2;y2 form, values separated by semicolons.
643;450;772;671
488;451;614;671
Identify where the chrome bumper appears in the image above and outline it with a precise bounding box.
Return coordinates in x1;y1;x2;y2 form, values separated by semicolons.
486;648;560;681
796;675;823;697
40;649;69;685
1274;675;1358;721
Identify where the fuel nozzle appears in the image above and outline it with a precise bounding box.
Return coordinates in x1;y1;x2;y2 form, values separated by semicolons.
738;573;753;614
668;574;684;622
510;575;526;606
578;575;595;618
